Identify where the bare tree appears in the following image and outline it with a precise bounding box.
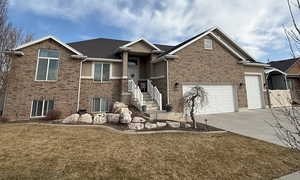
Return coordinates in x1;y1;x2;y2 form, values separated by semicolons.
0;0;33;96
183;86;208;128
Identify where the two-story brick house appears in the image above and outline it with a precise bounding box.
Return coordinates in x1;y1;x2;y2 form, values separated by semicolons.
2;27;268;120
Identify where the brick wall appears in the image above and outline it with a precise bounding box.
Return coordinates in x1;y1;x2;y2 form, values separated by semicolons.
4;39;81;120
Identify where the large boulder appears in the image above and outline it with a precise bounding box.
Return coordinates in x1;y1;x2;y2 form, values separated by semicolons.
78;113;93;124
184;123;192;128
132;116;146;123
107;113;120;123
93;113;107;125
156;122;167;128
167;121;181;128
128;123;144;130
145;122;158;129
112;102;128;113
120;112;132;124
62;114;79;124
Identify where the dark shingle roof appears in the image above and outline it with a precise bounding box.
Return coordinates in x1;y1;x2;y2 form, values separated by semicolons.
67;38;174;59
268;58;300;72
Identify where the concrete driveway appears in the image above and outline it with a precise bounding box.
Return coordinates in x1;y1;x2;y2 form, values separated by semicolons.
197;109;294;147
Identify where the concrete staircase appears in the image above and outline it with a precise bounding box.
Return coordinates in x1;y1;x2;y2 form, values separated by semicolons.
142;92;160;112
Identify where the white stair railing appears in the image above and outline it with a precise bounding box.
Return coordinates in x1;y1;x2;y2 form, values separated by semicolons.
147;80;162;110
128;80;143;110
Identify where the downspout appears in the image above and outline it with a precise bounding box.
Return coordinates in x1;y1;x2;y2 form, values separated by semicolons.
164;59;170;104
77;58;88;112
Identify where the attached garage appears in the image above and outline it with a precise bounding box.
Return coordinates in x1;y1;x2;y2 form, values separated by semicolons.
182;85;236;115
244;74;263;109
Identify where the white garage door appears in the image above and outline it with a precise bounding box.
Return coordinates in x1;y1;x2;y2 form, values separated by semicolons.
245;75;263;109
182;85;235;115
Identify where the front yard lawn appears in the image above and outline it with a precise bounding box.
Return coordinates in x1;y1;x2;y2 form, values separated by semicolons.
0;124;299;180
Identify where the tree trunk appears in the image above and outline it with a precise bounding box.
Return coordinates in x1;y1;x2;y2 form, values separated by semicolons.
191;98;197;128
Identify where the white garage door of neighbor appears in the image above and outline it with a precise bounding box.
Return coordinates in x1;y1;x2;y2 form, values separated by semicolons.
245;75;263;109
182;85;235;115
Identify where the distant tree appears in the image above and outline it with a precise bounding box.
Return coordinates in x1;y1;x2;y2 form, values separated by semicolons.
0;0;33;95
183;86;208;128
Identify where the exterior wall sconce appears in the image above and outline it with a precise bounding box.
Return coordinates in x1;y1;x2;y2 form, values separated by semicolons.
174;82;179;88
239;82;244;87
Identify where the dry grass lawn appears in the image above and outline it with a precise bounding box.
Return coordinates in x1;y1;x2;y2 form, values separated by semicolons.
0;124;299;180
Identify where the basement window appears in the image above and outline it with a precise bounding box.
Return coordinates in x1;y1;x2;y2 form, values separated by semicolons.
92;97;109;112
204;39;213;50
31;99;54;117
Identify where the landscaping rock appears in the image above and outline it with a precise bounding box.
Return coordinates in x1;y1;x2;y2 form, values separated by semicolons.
184;123;192;128
78;113;93;124
93;113;107;125
167;121;180;128
145;122;158;129
62;114;79;124
107;113;120;123
128;123;144;130
132;116;146;123
120;112;132;124
112;102;128;113
156;122;167;128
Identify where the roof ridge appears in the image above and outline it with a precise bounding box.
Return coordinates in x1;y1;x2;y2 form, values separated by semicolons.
269;57;300;63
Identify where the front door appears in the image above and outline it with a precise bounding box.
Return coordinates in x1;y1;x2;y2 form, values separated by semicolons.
128;58;139;84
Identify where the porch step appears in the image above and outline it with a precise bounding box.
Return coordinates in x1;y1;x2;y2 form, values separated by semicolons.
142;92;160;111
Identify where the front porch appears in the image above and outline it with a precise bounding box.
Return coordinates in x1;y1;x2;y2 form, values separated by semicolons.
118;39;165;112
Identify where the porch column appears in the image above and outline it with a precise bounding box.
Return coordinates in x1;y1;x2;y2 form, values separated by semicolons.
121;50;131;104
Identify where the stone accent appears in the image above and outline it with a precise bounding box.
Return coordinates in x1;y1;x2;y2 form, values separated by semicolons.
167;121;181;128
78;113;93;124
107;113;120;123
156;122;167;128
112;102;128;113
120;108;132;124
93;113;107;125
132;116;146;123
145;122;158;129
62;114;80;124
128;122;144;130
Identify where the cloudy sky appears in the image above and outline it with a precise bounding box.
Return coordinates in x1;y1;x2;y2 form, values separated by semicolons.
8;0;299;62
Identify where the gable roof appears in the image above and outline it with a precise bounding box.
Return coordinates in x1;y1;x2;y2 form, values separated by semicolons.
159;26;256;62
68;38;173;59
14;36;83;55
120;38;161;50
268;58;300;72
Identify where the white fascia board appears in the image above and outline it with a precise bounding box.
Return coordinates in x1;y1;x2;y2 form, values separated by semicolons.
121;38;161;51
212;26;256;61
243;62;270;67
168;27;215;55
264;68;287;75
14;35;83;55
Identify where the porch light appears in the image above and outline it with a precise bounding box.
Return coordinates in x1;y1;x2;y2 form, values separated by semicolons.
239;82;244;87
175;82;179;88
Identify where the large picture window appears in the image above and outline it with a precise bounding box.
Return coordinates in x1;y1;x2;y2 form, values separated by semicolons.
92;97;109;112
36;49;59;81
31;99;54;117
94;63;110;82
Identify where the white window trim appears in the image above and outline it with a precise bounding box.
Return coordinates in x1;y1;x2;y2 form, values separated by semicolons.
30;99;53;118
35;49;60;82
92;62;112;82
91;97;108;113
204;39;213;50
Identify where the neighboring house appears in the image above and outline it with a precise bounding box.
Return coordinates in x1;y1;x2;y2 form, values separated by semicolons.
2;27;268;120
267;58;300;104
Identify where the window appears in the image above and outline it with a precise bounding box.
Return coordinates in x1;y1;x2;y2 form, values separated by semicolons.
31;99;54;117
36;49;59;81
92;97;109;112
94;63;110;82
204;39;213;49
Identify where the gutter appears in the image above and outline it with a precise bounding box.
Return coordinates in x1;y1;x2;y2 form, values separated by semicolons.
238;61;270;67
0;50;24;56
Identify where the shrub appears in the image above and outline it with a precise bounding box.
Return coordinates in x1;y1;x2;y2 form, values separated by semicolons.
0;116;8;123
44;110;62;121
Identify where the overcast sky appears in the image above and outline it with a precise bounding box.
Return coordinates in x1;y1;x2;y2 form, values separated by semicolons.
8;0;299;62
